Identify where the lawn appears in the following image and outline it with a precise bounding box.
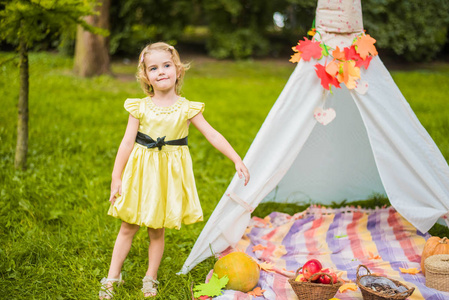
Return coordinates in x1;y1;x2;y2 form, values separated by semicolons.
0;52;448;299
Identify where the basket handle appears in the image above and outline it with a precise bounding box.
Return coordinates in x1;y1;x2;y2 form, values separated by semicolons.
295;267;303;277
307;272;337;286
356;265;371;280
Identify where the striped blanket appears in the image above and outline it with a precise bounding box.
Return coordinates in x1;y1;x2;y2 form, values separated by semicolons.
213;206;449;299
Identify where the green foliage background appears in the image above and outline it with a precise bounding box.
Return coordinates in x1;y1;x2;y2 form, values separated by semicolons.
1;52;449;299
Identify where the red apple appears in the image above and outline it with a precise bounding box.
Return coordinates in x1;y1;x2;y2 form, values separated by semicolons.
318;268;338;284
302;259;322;281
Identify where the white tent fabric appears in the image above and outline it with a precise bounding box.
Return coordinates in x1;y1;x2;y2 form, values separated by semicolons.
179;0;449;275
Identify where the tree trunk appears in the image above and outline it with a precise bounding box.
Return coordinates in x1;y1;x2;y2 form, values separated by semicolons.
15;38;29;170
74;0;111;77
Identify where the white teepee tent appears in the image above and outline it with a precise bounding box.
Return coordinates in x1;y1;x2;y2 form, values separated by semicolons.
179;0;449;275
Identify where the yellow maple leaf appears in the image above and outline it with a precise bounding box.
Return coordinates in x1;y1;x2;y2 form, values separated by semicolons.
247;287;266;296
399;267;420;275
339;282;358;293
354;34;378;59
258;262;275;272
252;244;267;252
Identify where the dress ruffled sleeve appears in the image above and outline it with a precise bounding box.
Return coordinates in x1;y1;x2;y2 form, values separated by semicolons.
124;98;142;119
187;101;205;119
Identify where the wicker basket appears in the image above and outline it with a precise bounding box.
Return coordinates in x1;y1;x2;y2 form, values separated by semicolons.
356;265;415;300
425;254;449;292
288;267;342;300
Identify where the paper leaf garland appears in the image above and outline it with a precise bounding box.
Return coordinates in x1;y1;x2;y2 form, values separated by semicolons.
354;34;378;59
290;31;378;92
296;38;323;61
315;63;341;90
193;273;229;298
313;107;336;125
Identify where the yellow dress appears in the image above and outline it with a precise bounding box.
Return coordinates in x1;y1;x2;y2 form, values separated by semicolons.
108;96;204;229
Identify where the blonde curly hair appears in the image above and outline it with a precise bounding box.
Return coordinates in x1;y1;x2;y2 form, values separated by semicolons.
136;42;190;96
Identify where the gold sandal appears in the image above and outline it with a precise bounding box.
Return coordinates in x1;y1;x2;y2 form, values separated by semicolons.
141;275;159;298
99;273;123;299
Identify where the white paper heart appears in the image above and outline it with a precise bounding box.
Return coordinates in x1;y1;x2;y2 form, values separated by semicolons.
354;80;369;95
314;107;336;126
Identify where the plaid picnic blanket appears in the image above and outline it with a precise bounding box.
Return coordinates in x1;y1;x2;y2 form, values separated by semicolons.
213;206;449;299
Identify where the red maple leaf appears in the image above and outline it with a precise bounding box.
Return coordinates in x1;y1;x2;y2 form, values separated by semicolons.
296;38;323;61
355;55;372;69
344;45;361;61
315;63;341;90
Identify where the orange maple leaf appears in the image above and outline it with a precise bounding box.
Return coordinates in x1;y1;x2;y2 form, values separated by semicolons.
252;244;267;252
336;60;360;89
339;282;358;293
368;251;382;260
332;46;346;60
354;34;378;59
399;267;420;275
247;287;266;296
325;60;339;76
289;52;302;63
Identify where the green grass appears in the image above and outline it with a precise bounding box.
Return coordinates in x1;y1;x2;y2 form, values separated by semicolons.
1;52;448;299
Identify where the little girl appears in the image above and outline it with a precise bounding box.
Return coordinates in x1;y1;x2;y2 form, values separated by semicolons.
99;42;250;299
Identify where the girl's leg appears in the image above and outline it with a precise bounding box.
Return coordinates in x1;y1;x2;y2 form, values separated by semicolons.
108;222;140;277
101;222;140;299
143;227;165;297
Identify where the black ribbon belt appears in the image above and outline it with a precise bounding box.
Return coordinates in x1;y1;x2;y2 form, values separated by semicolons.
135;131;188;150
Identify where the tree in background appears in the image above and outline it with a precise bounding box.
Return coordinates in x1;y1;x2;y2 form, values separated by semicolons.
0;0;102;170
362;0;449;61
74;0;111;77
202;0;276;59
108;0;200;56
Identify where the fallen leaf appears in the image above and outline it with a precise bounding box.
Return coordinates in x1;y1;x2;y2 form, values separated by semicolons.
248;287;266;296
399;267;420;275
296;38;323;61
259;262;275;272
193;273;229;298
339;282;358;293
354;34;378;59
252;244;267;252
368;251;382;260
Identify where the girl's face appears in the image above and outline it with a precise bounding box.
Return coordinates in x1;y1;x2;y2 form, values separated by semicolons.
144;50;178;94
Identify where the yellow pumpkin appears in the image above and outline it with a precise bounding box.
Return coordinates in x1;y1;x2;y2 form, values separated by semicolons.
421;236;449;275
214;252;260;292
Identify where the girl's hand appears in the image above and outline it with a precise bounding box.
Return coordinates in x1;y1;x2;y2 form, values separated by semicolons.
235;161;250;186
109;178;122;205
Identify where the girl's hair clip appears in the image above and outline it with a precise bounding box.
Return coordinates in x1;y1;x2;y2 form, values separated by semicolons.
140;54;145;63
168;45;174;50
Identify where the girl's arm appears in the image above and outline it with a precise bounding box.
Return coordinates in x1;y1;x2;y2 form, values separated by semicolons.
190;112;250;186
109;115;140;204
